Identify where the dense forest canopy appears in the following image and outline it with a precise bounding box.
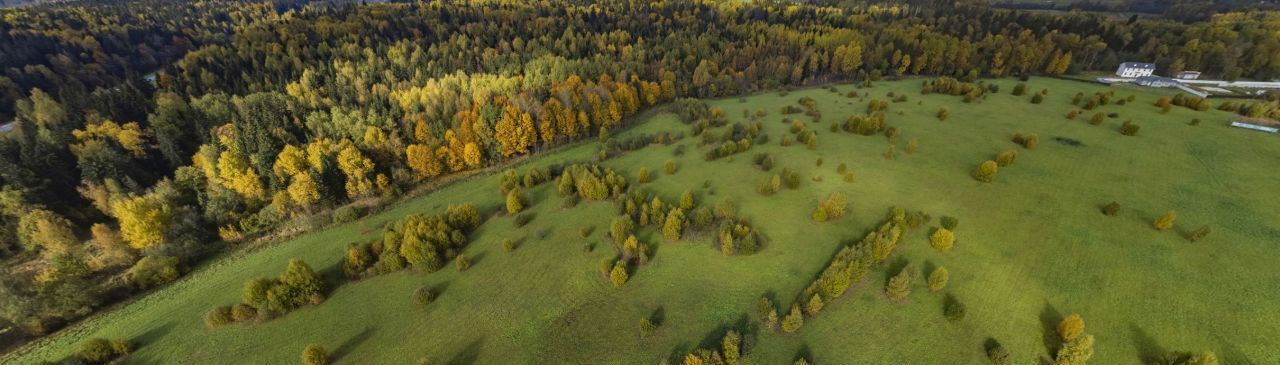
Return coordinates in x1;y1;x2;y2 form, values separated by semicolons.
1;0;1278;351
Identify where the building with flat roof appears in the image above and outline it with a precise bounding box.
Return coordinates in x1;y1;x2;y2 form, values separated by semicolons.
1116;62;1155;78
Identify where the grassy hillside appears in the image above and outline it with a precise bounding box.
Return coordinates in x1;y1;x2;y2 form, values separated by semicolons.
7;77;1279;365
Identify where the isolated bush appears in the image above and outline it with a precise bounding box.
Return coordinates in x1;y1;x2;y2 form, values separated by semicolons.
455;254;471;271
931;228;956;253
973;160;999;183
1102;202;1120;216
944;298;966;321
664;160;677;175
1012;83;1027;96
506;188;525;214
1030;93;1044;104
78;338;119;363
302;344;329;365
1066;110;1079;119
886;267;913;301
995;150;1017;167
1054;334;1095;365
637;167;653;183
1153;210;1177;231
1188;225;1211;242
127;255;180;290
513;213;533;227
663;208;685;241
332;205;362;224
928;267;949;292
1057;314;1085;341
1089;112;1104;125
639;318;656;338
905;139;918;154
781;305;804;333
413;287;434;306
987;343;1012;365
804;294;825;316
937;107;950;121
940;216;959;230
1120;121;1140;136
230;303;256;322
502;238;516;252
205;306;233;328
811;206;829;222
610;261;629;287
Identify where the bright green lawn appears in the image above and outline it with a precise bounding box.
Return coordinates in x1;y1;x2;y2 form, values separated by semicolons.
6;77;1279;365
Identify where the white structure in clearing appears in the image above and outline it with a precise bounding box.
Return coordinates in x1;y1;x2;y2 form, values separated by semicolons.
1115;62;1156;78
1176;71;1202;80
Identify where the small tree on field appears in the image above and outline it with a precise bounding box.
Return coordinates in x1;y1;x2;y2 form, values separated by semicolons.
782;305;804;333
1102;202;1120;216
886;266;913;301
944;297;966;321
928;267;949;292
1188;225;1211;242
805;294;824;316
1057;314;1085;341
1155;96;1171;108
413;287;434;306
638;167;652;183
639;318;655;338
664;160;677;175
1030;93;1044;104
931;228;955;253
1120;121;1140;136
506;188;525;214
973;160;998;183
995;150;1017;167
987;343;1012;365
1054;334;1095;365
455;254;471;271
205;306;232;328
1153;210;1176;231
1012;83;1027;96
906;139;918;154
503;238;516;252
1089;112;1104;125
937;107;949;121
302;344;329;365
680;191;695;210
812;206;829;222
663;208;685;241
1066;110;1079;119
610;261;629;287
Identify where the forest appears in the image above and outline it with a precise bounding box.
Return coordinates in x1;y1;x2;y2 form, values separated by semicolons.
1;0;1279;356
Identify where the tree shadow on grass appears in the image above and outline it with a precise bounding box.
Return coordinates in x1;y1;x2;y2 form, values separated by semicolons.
883;256;910;287
467;252;487;268
133;321;175;348
446;337;485;365
332;327;375;363
649;306;666;327
432;281;453;299
1039;301;1063;356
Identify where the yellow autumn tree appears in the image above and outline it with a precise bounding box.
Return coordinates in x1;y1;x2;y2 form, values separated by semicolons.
287;171;321;210
217;150;266;202
71;120;147;158
337;144;375;199
406;144;444;179
463;142;483;168
113;194;171;250
272;144;308;179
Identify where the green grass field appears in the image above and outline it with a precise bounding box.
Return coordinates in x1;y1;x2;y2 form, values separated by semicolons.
6;77;1279;365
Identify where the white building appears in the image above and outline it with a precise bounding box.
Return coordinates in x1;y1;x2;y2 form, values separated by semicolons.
1115;62;1155;78
1175;71;1201;80
1135;75;1178;88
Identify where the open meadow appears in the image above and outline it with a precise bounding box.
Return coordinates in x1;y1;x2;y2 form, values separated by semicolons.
7;77;1279;365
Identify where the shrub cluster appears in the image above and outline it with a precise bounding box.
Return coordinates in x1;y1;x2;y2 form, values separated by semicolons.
703;121;765;160
1073;90;1116;110
751;153;775;171
1170;93;1212;111
670;330;745;365
1012;132;1039;149
792;208;926;330
498;165;552;195
972;160;999;183
885;264;913;301
842;112;887;136
71;337;133;364
341;203;482;279
811;192;848;222
921;77;987;101
1120;120;1141;136
210;259;324;326
556;163;629;201
717;219;761;255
